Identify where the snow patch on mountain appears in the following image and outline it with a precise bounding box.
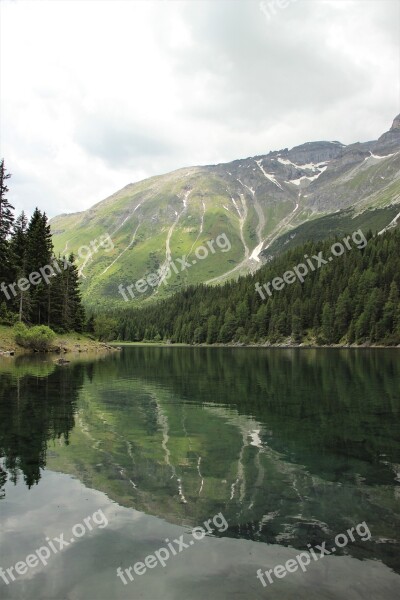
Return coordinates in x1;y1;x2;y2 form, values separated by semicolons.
378;210;400;235
250;241;264;263
286;165;328;186
277;158;329;171
255;159;284;191
231;197;241;217
364;151;397;161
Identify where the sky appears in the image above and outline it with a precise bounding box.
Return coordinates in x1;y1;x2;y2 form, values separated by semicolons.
0;0;399;218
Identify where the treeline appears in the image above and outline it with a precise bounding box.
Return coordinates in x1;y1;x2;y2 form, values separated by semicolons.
106;228;400;346
0;160;85;332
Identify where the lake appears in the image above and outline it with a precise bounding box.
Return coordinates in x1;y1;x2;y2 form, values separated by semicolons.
0;347;399;599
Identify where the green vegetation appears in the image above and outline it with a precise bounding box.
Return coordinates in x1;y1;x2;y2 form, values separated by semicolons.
47;136;400;309
2;156;399;348
263;205;400;258
106;229;400;346
49;167;251;309
93;316;118;341
0;160;85;333
13;323;56;352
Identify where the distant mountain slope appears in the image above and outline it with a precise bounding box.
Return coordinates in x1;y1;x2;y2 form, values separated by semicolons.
51;115;400;308
112;228;400;347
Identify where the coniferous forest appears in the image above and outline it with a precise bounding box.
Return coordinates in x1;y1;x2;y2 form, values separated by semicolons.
106;229;400;346
2;156;400;346
0;160;85;332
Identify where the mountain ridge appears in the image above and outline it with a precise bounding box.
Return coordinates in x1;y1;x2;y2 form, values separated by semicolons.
51;115;400;308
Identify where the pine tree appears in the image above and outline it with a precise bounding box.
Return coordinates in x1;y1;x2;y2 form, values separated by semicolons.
26;209;54;324
85;315;95;334
10;212;28;269
0;159;14;284
218;309;237;343
65;254;85;332
321;302;334;344
291;298;303;342
253;304;269;338
206;315;218;344
381;281;399;333
9;212;29;320
26;209;53;273
334;288;351;340
48;256;66;331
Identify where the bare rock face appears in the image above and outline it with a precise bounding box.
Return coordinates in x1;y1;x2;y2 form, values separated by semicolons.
390;114;400;131
284;141;344;165
374;114;400;154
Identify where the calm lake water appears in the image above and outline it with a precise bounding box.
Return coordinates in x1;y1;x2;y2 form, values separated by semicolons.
0;347;399;599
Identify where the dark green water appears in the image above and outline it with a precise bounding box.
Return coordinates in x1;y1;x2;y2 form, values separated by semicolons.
0;347;399;599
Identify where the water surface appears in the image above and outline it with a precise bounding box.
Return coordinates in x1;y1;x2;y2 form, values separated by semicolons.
0;347;399;599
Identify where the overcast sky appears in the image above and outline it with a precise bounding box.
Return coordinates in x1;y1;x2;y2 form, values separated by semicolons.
1;0;399;218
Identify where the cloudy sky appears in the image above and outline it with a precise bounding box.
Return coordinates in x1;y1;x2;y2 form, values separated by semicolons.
1;0;399;218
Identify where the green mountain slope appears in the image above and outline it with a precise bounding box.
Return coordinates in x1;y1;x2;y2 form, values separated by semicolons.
111;228;400;346
50;115;400;308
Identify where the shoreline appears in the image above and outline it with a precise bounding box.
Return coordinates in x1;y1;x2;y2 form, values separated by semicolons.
0;325;120;357
109;341;400;350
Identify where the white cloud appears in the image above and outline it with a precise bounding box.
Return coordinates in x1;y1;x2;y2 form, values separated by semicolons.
0;0;399;217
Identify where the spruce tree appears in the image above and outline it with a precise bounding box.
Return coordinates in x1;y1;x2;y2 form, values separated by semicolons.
65;254;85;332
381;282;399;333
48;255;66;331
9;212;29;320
26;209;54;324
0;159;14;284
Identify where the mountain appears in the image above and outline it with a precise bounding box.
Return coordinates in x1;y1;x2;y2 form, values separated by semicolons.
50;115;400;308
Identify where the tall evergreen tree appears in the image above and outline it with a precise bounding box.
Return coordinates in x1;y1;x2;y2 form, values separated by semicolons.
46;254;85;332
10;211;28;270
0;159;14;284
26;209;54;324
9;212;29;320
0;166;85;334
65;254;85;332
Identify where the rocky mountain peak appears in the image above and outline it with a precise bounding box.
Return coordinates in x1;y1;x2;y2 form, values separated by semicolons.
390;114;400;131
374;114;400;154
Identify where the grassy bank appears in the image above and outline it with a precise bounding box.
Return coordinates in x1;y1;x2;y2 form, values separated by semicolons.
0;325;113;355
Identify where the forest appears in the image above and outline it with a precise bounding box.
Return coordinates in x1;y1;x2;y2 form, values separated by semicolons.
2;157;400;347
0;160;85;332
103;228;400;346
